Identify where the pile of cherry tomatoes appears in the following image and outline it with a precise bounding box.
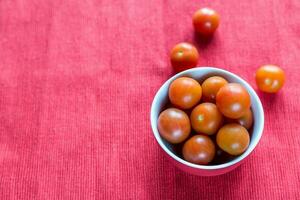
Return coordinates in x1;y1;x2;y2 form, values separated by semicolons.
170;8;285;93
158;76;252;165
157;8;286;165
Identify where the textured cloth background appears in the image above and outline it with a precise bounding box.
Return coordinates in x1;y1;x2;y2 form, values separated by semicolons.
0;0;299;199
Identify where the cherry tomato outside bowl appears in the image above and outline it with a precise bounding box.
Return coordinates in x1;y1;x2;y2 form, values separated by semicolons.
170;43;199;72
255;64;285;93
193;8;220;36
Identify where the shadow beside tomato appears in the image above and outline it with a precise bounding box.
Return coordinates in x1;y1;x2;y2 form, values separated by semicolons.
193;31;215;49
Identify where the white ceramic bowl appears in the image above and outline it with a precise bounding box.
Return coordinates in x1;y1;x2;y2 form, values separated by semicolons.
150;67;264;176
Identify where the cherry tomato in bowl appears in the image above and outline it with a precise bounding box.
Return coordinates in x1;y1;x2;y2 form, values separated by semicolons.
216;123;250;156
202;76;228;102
190;102;223;135
182;135;216;165
168;77;202;109
158;108;191;144
226;109;253;130
216;83;251;119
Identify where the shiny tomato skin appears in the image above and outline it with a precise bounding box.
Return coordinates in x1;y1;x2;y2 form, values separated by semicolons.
216;83;251;119
182;135;215;164
169;77;202;109
226;109;253;130
255;65;285;93
158;108;191;144
216;123;250;156
202;76;228;102
193;8;220;36
190;103;223;135
170;43;199;72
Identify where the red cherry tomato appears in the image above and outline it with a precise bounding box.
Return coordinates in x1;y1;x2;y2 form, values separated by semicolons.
182;135;215;164
202;76;228;102
193;8;220;36
169;77;202;109
216;83;251;119
170;43;199;72
190;103;223;135
255;64;285;93
226;109;253;130
216;123;250;156
158;108;191;144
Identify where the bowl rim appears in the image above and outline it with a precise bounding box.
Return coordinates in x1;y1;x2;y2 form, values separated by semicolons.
150;67;264;170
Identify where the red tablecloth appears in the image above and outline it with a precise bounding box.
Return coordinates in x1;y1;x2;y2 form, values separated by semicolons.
0;0;299;199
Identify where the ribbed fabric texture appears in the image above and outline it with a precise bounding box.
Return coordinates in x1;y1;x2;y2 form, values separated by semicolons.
0;0;299;199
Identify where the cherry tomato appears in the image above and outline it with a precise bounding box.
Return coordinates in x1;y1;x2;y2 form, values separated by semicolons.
169;77;202;109
170;43;199;72
158;108;191;144
226;109;253;130
182;135;215;164
202;76;228;102
216;123;250;156
190;103;223;135
193;8;220;36
216;83;251;119
255;65;285;93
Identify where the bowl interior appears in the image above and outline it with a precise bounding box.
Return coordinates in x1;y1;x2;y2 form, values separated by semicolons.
150;67;264;170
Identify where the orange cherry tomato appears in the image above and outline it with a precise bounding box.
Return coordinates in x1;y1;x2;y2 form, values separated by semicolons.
216;123;250;156
182;135;215;164
216;83;251;119
255;65;285;93
158;108;191;144
169;77;202;109
226;109;253;130
170;43;199;72
202;76;228;102
193;8;220;36
190;103;223;135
